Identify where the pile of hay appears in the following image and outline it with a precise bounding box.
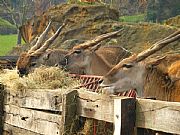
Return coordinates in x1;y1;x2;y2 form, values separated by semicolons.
0;66;80;91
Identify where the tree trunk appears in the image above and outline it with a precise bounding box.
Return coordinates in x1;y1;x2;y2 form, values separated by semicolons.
17;29;21;45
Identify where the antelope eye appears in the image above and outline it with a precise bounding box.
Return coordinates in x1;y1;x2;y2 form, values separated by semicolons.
73;50;81;54
122;63;133;68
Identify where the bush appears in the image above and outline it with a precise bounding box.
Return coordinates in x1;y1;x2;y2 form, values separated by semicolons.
0;17;16;34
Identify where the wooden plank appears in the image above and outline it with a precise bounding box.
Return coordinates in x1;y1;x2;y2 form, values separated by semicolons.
77;90;114;123
136;98;180;134
0;56;19;62
0;83;5;135
3;123;42;135
4;104;62;135
61;89;78;135
5;89;63;112
77;90;135;134
0;56;18;69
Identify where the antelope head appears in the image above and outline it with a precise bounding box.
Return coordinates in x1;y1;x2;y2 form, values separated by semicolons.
16;21;66;76
101;30;180;96
62;29;123;74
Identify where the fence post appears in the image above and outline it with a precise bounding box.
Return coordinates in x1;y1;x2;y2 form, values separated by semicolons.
113;97;135;135
61;89;78;135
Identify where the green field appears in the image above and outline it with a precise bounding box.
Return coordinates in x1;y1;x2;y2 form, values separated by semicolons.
119;14;146;23
0;34;17;56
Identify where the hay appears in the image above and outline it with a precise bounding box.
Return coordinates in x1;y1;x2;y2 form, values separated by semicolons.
0;66;80;91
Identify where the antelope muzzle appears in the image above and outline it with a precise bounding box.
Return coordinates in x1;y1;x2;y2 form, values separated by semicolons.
18;68;28;77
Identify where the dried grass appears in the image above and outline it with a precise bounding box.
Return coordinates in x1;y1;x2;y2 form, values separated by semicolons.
0;66;80;91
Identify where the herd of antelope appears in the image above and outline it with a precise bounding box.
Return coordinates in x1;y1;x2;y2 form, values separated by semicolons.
16;21;180;103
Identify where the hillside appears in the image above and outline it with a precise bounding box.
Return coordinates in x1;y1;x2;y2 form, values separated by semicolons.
9;4;179;57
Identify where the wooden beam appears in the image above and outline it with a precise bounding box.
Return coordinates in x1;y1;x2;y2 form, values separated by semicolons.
0;83;5;135
77;90;114;122
4;104;62;135
77;90;135;134
136;98;180;134
5;89;63;112
0;56;19;62
3;123;41;135
61;89;78;135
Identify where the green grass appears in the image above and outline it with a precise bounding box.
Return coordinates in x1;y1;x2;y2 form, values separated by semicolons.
119;14;146;23
0;34;17;56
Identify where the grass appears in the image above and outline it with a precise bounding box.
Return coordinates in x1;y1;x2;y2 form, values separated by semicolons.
119;14;146;23
0;34;17;56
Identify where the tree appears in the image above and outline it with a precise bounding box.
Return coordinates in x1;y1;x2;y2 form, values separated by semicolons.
146;0;180;22
0;0;65;45
0;0;34;45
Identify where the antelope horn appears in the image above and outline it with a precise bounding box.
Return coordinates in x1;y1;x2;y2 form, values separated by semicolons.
73;29;123;50
155;30;180;45
135;30;180;62
31;22;66;56
28;21;52;54
30;36;39;46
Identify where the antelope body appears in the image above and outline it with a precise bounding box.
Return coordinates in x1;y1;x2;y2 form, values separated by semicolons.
101;30;180;102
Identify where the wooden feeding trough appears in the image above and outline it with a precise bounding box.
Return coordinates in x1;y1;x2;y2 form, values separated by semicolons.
0;74;180;135
0;74;136;135
0;56;18;69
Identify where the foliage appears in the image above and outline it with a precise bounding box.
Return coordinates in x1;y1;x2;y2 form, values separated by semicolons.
0;34;24;56
119;14;145;23
0;17;16;34
146;0;180;22
0;17;15;28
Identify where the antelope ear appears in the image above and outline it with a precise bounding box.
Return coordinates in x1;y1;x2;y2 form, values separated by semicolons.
90;43;102;52
147;56;166;67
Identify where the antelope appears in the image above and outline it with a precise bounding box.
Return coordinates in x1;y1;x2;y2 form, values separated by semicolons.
17;22;131;76
101;30;180;102
62;29;131;75
16;21;67;76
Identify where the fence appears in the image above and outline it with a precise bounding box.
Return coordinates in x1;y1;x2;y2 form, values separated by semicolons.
0;56;18;69
0;86;180;135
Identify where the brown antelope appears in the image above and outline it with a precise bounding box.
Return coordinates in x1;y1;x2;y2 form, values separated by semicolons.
101;30;180;102
62;29;132;75
17;23;131;76
16;21;67;76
